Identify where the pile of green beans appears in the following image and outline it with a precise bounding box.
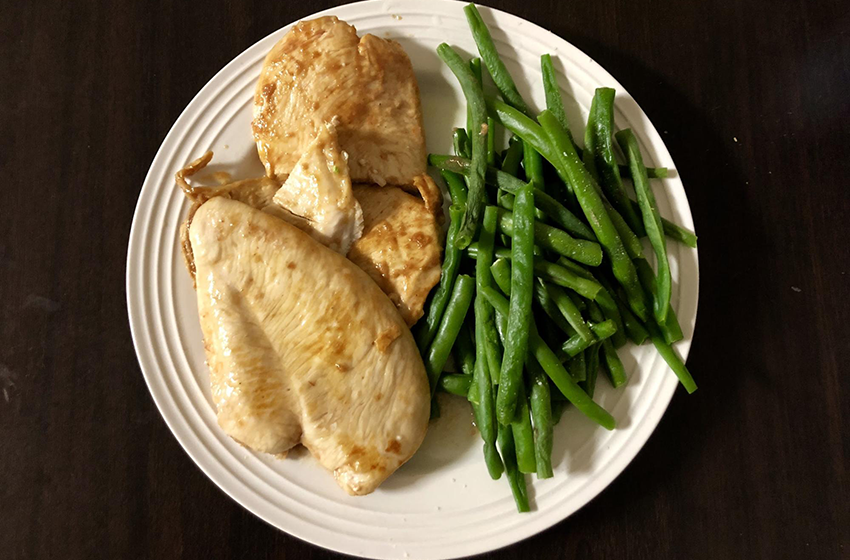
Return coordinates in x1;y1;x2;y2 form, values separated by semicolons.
422;3;698;513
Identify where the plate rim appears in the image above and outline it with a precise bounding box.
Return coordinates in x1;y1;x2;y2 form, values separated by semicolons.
126;1;699;558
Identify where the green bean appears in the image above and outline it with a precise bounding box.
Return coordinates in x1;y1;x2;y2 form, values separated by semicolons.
439;374;473;396
416;205;466;351
587;89;645;235
634;258;683;344
490;258;513;296
599;273;649;345
476;206;503;383
600;339;627;388
616;129;672;326
454;320;476;376
496;208;603;266
429;155;595;241
536;110;649;321
424;274;475;394
523;142;544;190
437;43;487;248
487;118;497;167
496;183;535;425
498;192;547;221
532;280;575;336
540;54;573;141
486;100;644;309
465;3;530;115
551;400;568;425
467;244;603;300
441;170;468;207
482;287;615;430
582;345;600;398
560;320;617;358
626;198;697;247
498;423;530;512
471;303;504;479
453;128;470;159
468;57;482;144
512;382;537;474
556;257;627;347
646;319;698;393
626;165;668;179
527;356;554;478
501;138;524;176
567;351;586;383
544;281;595;342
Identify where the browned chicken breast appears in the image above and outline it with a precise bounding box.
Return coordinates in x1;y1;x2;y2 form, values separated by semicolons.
190;197;430;495
252;16;427;186
349;184;443;326
176;153;443;325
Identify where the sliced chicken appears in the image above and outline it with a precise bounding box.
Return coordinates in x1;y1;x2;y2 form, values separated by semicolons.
349;184;443;326
271;122;363;254
252;16;427;186
190;197;430;495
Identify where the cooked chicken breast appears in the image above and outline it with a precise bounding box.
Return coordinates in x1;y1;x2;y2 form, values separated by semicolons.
252;16;427;186
271;122;363;254
176;151;282;286
189;197;430;495
349;184;443;326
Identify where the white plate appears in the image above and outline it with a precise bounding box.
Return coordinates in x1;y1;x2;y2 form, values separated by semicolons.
127;1;698;558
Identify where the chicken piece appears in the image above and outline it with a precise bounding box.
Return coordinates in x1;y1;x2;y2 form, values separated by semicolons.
190;197;430;495
349;184;443;326
271;122;363;254
252;16;427;187
175;151;282;286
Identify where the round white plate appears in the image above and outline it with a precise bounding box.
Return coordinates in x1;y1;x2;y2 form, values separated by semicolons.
127;1;698;558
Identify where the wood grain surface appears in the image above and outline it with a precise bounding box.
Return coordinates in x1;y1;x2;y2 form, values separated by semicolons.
1;0;847;558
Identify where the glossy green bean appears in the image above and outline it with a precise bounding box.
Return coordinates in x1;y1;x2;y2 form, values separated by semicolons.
428;155;595;240
560;320;617;358
490;258;512;296
532;280;575;336
587;89;645;235
441;170;468;207
600;339;627;388
465;3;530;115
512;382;537;474
472;300;504;479
540;54;572;139
501;138;524;176
454;320;476;376
466;244;603;300
416;205;466;351
424;274;475;394
527;356;554;478
482;287;615;430
599;273;649;345
633;258;683;344
567;350;587;383
436;43;486;248
646;319;698;393
582;345;600;398
498;422;529;512
536;110;648;320
440;374;473;396
496;207;602;266
617;128;671;326
476;206;503;383
497;183;535;425
544;282;595;342
453;128;470;159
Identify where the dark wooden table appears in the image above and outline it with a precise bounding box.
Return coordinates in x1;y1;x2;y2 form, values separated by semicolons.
1;0;848;558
